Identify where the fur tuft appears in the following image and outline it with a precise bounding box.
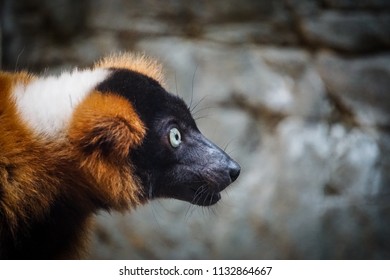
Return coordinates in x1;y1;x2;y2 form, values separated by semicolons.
94;53;165;86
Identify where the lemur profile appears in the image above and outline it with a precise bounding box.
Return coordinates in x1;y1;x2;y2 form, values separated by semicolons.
0;53;240;259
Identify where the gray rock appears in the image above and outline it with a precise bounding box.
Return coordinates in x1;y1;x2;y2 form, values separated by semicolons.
203;23;298;45
300;11;390;52
322;0;390;9
317;51;390;127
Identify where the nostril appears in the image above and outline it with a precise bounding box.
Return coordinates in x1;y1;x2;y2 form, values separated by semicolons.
229;162;241;182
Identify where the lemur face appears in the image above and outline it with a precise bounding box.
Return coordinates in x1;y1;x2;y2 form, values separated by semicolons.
97;69;240;206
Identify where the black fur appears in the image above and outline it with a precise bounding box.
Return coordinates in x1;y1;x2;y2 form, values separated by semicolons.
1;201;89;259
97;69;240;205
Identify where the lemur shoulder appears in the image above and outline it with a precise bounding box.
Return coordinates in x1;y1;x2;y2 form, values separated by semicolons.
0;53;240;259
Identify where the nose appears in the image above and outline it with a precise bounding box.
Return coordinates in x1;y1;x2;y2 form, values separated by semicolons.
197;133;241;183
228;160;241;182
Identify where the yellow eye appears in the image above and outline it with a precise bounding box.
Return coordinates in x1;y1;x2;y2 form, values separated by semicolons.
169;128;181;148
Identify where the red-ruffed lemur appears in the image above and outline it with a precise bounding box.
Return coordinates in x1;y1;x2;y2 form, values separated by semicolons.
0;53;240;259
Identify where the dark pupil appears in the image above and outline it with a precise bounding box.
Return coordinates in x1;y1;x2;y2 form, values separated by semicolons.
175;134;179;140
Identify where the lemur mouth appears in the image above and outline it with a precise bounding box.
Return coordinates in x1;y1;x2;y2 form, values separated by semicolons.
190;186;222;206
190;162;240;206
170;156;240;206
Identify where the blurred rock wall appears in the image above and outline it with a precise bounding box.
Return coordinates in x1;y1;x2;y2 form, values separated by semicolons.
1;0;389;259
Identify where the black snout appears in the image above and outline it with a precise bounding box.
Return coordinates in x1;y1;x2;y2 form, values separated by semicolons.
195;134;241;188
184;135;240;205
228;160;241;182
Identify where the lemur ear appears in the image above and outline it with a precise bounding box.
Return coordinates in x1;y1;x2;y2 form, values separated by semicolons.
69;92;145;161
76;117;139;159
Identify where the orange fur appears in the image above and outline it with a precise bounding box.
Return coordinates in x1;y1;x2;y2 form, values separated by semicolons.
1;71;91;258
0;72;58;231
0;55;154;259
68;91;146;210
95;52;165;86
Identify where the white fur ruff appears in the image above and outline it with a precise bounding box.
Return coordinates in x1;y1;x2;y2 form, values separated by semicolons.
12;68;109;138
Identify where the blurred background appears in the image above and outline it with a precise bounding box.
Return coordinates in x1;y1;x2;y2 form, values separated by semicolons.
1;0;389;259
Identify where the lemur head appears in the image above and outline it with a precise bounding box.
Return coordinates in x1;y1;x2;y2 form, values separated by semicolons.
94;55;240;206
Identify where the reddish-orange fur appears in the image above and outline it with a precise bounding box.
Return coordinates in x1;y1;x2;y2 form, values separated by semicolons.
95;53;165;86
0;55;156;259
69;91;146;211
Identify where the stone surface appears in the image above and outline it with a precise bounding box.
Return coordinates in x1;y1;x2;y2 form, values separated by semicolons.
1;0;390;259
300;12;390;52
322;0;390;9
317;52;390;127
